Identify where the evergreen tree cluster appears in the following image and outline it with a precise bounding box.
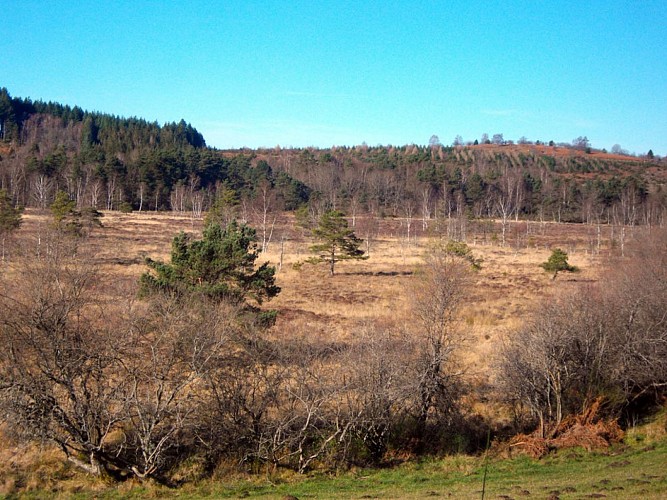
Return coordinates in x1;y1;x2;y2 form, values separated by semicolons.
0;88;310;213
0;87;204;148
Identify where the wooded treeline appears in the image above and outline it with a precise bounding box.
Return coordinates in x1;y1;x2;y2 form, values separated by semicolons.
256;144;666;228
0;88;310;213
1;87;666;228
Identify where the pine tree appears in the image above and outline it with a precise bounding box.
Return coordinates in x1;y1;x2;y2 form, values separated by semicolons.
140;220;280;306
50;190;81;234
0;189;23;261
310;210;366;275
204;185;239;227
540;248;578;279
50;191;102;236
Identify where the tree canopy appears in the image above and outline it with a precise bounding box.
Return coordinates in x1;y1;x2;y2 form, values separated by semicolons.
310;210;366;275
0;188;22;236
140;220;280;306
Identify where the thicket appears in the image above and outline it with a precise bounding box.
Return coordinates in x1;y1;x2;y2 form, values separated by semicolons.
0;222;485;484
498;229;667;437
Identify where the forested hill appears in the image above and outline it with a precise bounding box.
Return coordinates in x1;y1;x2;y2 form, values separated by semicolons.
1;87;666;226
252;141;666;225
0;87;205;149
0;88;310;211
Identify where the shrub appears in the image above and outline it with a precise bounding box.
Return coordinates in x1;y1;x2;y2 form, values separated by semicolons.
540;248;577;279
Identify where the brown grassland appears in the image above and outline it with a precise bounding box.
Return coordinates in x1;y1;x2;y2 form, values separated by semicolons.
2;210;665;497
13;211;606;415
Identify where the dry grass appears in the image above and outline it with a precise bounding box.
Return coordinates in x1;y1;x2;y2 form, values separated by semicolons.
11;210;617;395
5;215;613;376
0;431;103;496
1;210;661;494
13;210;609;367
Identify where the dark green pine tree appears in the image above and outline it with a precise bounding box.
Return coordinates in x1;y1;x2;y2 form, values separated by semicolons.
50;190;103;237
540;248;578;279
140;220;280;306
310;210;366;275
50;190;81;234
0;88;19;141
0;188;23;261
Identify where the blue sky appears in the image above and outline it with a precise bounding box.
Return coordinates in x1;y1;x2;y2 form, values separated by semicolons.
2;1;666;154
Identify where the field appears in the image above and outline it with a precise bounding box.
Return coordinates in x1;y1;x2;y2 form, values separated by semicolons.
2;210;666;498
61;210;604;378
107;429;667;499
9;210;625;416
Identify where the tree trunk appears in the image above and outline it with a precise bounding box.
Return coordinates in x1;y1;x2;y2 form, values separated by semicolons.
67;453;101;476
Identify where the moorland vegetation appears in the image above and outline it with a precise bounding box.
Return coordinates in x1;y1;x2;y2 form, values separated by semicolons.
0;89;665;495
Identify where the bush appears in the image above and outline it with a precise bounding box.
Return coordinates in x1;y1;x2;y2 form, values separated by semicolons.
499;230;667;435
118;201;133;213
540;248;577;278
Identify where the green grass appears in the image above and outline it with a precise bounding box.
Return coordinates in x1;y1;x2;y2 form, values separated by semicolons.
5;416;667;499
13;437;664;499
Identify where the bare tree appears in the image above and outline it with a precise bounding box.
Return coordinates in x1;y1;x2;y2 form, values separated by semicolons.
492;133;504;145
421;186;432;231
106;174;117;210
252;179;277;252
498;296;586;436
342;325;415;462
90;179;103;208
498;229;667;435
170;182;187;213
408;246;471;441
0;236;130;476
403;198;416;246
0;235;239;481
198;325;287;465
572;136;590;151
494;183;515;246
120;295;234;479
32;174;53;209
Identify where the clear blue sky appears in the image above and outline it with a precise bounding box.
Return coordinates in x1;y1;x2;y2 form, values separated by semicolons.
2;1;666;154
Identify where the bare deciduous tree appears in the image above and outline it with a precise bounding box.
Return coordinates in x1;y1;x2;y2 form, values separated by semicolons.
0;237;130;476
498;228;667;435
408;246;471;443
120;295;234;479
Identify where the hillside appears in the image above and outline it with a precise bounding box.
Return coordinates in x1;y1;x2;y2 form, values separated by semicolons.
1;89;666;494
1;88;666;228
0;88;308;212
1;209;666;495
250;141;667;227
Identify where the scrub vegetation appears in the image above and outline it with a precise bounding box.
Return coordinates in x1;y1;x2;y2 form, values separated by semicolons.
0;91;665;497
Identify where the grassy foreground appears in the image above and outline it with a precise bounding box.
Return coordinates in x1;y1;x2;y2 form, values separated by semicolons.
10;425;665;499
182;443;667;500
